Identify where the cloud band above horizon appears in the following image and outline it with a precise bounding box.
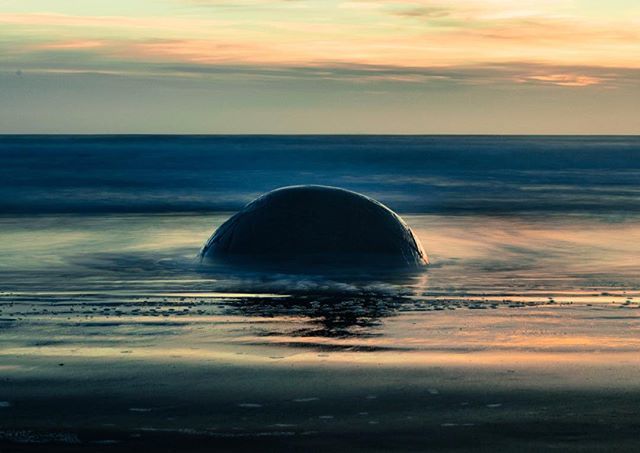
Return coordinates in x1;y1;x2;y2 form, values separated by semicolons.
1;0;639;133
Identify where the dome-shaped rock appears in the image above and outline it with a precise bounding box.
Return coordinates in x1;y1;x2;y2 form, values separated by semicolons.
200;185;428;270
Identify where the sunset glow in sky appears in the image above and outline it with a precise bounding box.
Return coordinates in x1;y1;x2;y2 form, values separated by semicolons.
1;0;639;133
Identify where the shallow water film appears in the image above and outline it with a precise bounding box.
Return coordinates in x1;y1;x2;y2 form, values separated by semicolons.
1;136;640;452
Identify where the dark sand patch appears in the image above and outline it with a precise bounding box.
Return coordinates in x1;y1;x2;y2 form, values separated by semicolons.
2;356;640;451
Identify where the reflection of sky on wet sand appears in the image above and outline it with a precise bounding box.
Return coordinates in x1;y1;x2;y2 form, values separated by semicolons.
2;301;640;377
1;212;640;375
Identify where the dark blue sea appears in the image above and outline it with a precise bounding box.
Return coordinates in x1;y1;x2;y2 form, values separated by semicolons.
1;135;639;215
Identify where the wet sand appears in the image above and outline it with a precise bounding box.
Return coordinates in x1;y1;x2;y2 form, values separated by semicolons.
2;300;640;452
3;356;640;452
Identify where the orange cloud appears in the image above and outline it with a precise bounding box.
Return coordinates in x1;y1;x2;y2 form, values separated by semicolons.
37;40;106;50
523;73;604;87
0;12;231;31
125;39;274;64
2;6;640;71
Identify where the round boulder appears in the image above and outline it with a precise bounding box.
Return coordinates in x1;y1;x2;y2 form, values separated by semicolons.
200;185;428;270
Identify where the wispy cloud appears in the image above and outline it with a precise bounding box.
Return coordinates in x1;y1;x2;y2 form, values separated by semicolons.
37;40;107;50
0;12;233;32
2;6;638;70
522;73;605;87
391;6;451;18
7;42;637;90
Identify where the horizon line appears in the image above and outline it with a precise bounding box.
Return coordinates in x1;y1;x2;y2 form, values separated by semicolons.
1;133;639;137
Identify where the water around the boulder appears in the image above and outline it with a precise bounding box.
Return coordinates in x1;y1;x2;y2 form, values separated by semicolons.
200;185;428;271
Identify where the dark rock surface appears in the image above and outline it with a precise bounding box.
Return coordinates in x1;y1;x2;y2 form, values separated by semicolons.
200;185;428;270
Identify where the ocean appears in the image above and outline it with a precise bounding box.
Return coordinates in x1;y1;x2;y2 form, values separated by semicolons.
2;135;640;215
1;135;640;451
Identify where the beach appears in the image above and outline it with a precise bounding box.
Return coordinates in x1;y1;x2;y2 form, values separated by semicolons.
1;136;640;451
3;346;640;452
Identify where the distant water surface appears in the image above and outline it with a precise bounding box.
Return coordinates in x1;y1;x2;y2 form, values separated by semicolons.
1;135;639;214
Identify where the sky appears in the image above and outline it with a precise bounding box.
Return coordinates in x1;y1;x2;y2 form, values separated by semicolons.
1;0;639;133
